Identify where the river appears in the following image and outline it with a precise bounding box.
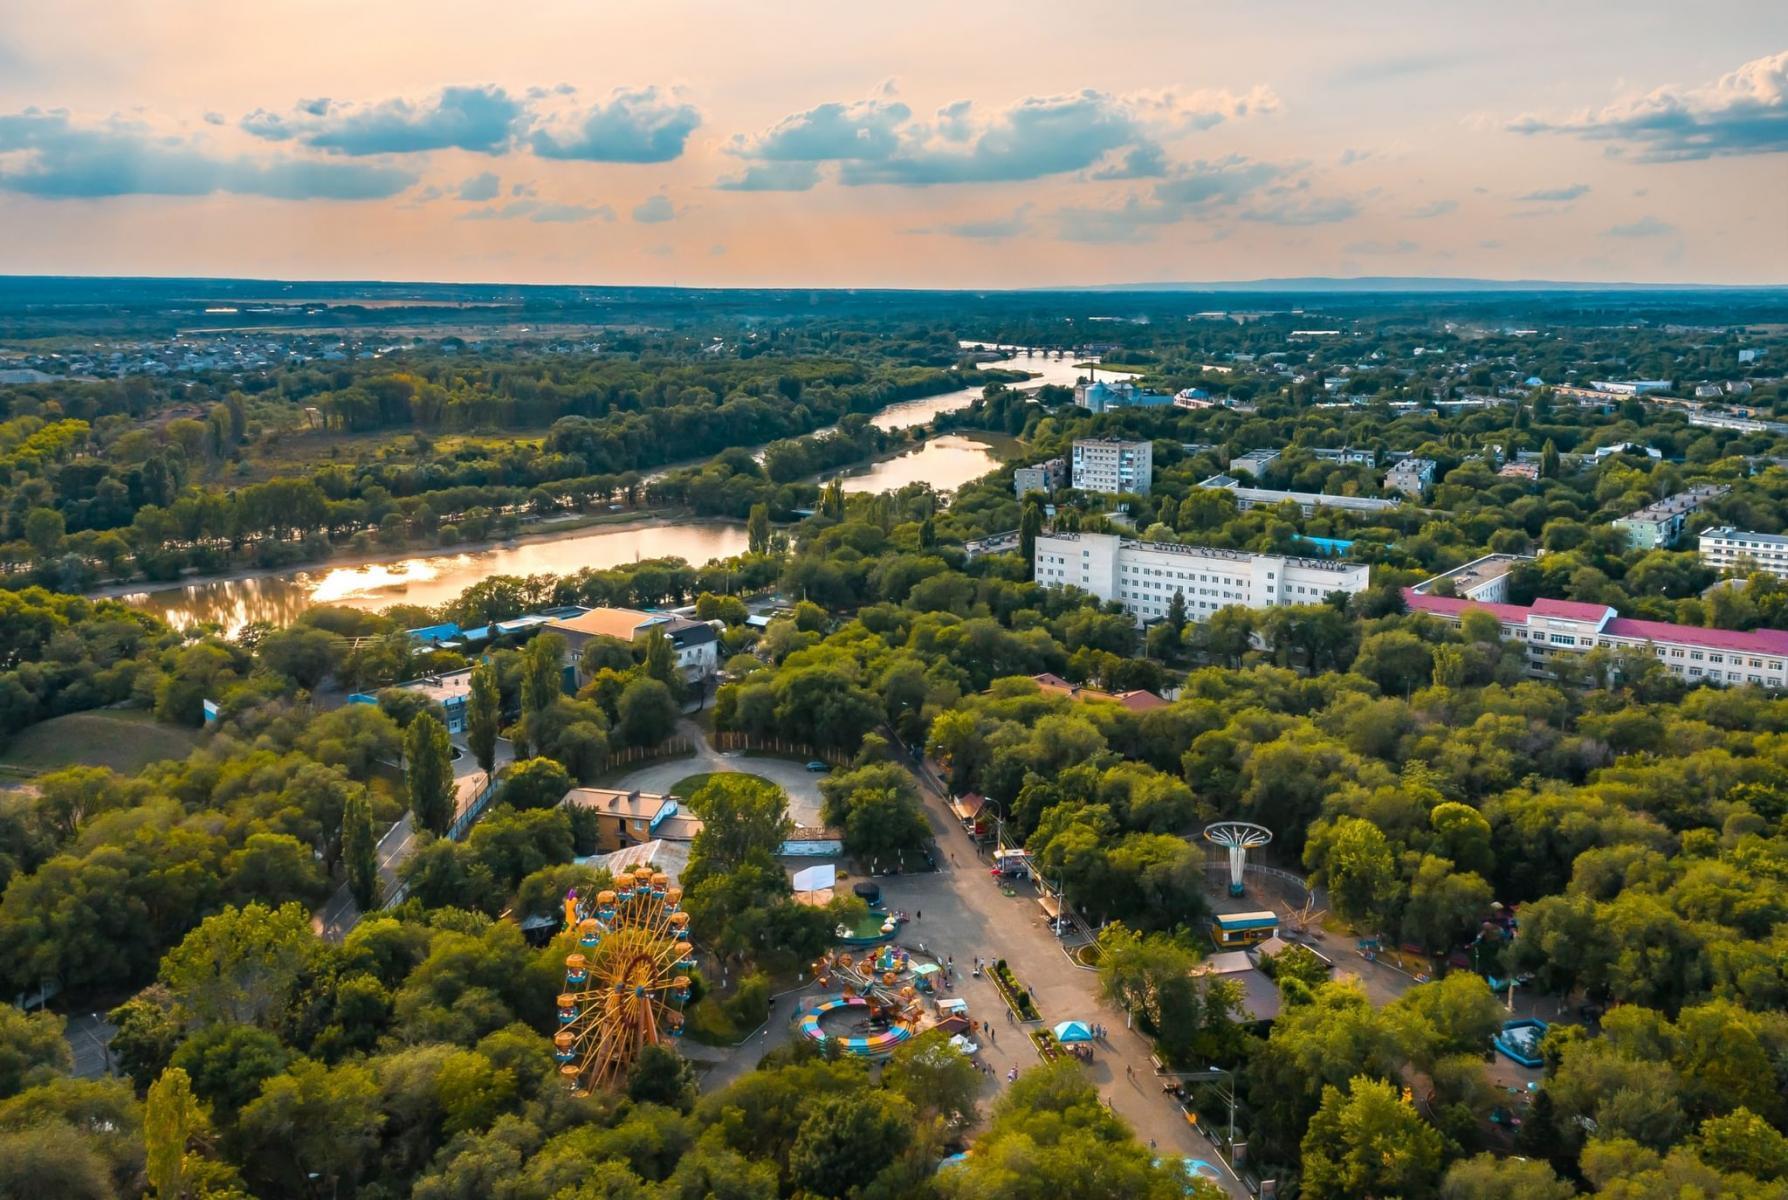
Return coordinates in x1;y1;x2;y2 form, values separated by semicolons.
121;348;1135;631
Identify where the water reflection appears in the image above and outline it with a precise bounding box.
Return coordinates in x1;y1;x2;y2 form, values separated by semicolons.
832;435;1002;494
123;521;752;633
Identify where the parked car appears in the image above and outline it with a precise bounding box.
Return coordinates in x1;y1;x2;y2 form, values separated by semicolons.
805;760;829;772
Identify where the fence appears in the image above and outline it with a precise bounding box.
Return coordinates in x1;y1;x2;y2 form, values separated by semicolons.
604;737;694;771
712;731;852;766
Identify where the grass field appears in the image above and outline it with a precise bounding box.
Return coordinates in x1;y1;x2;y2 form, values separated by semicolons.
669;771;780;799
0;710;201;776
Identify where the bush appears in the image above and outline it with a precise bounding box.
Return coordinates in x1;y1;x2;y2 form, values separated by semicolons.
990;958;1039;1021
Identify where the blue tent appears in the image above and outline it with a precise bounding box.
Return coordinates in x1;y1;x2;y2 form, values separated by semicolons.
1053;1020;1093;1043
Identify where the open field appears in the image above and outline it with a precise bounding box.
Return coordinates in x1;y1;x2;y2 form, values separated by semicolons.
0;710;201;776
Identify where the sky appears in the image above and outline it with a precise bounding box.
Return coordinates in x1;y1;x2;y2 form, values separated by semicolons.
1;1;1786;288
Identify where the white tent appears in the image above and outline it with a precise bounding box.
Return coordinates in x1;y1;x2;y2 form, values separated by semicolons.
791;863;837;892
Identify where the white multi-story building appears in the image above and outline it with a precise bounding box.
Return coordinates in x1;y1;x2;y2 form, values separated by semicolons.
1071;438;1153;495
1700;527;1788;579
1033;531;1372;625
1404;587;1788;689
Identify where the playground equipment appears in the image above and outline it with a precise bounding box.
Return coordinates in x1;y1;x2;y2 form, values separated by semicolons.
552;868;695;1096
1493;1018;1549;1069
1204;821;1274;897
1282;892;1328;936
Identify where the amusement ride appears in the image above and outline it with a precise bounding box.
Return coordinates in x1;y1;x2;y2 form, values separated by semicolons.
552;866;695;1095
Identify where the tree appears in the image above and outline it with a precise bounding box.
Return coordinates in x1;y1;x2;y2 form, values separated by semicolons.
255;626;338;690
640;629;680;693
1352;630;1434;696
405;712;455;836
144;1066;216;1200
684;774;791;888
626;1043;697;1113
342;791;381;911
1439;1153;1575;1200
1019;497;1043;575
1697;1107;1788;1182
466;661;500;777
1308;817;1398;929
788;1090;913;1198
237;1059;383;1197
617;676;678;748
884;1030;979;1123
158;901;317;1029
496;757;572;811
0;1005;71;1098
1541;438;1559;480
1402;854;1494;957
1300;1076;1447;1200
519;632;567;739
747;502;771;555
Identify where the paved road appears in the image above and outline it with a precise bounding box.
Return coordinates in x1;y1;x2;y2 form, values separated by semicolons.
65;1010;117;1079
607;724;826;827
314;736;511;941
690;763;1249;1198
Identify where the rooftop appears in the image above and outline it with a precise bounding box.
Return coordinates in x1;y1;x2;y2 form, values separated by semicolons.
1620;484;1731;523
1411;553;1530;596
1702;526;1788;547
562;786;675;821
546;606;652;640
1404;589;1788;655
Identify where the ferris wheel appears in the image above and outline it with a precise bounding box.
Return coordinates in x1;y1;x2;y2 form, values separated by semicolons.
553;866;695;1096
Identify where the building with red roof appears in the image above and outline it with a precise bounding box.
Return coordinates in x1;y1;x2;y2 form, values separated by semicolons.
1403;585;1788;688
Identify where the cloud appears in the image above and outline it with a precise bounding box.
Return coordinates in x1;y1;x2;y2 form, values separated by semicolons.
461;198;614;223
1328;50;1480;89
723;86;1274;189
1508;49;1788;161
632;194;676;223
1090;143;1168;180
1345;238;1419;255
1604;215;1676;238
1516;184;1589;202
1406;199;1457;219
0;108;415;199
457;171;501;201
243;85;524;155
1055;155;1348;242
910;204;1033;240
714;161;822;192
529;86;700;163
1241;193;1360;225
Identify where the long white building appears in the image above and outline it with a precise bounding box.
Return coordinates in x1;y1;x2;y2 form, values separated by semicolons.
1033;531;1372;624
1701;526;1788;579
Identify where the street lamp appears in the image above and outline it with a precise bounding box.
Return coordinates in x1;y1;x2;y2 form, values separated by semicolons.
1207;1065;1239;1158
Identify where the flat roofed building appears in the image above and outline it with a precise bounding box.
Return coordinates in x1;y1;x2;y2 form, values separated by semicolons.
547;606;719;683
1384;456;1436;498
1410;553;1529;604
1071;437;1153;495
1403;587;1788;689
1013;456;1067;498
1701;527;1788;579
1613;483;1731;551
562;786;681;852
1033;531;1371;626
1197;474;1401;517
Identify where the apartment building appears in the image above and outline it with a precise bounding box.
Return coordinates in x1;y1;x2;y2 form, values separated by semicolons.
1033;531;1372;625
1383;457;1436;498
1612;484;1731;551
1013;456;1067;498
1700;527;1788;580
1071;438;1153;495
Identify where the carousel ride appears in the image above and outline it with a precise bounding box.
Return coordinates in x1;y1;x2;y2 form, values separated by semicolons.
803;945;936;1055
553;867;695;1095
